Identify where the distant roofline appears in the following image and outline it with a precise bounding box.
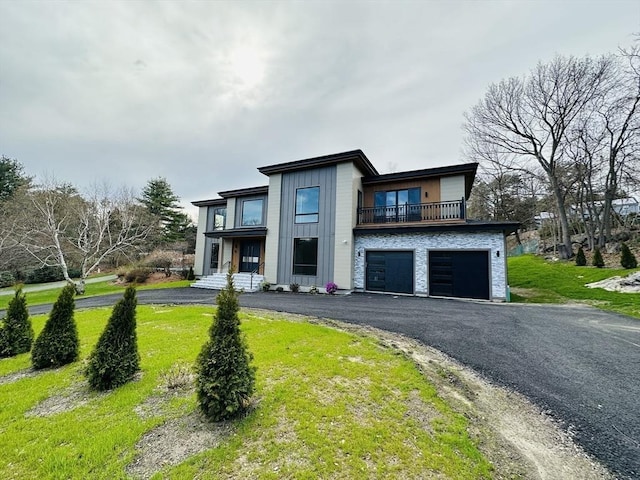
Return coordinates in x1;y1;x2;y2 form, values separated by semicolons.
258;149;379;177
191;198;226;207
218;185;269;198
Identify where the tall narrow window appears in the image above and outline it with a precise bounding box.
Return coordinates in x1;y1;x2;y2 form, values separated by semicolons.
293;238;318;275
210;242;220;270
295;187;319;223
241;199;264;226
212;207;226;230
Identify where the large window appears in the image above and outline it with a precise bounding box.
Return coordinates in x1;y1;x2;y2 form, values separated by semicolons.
295;187;319;223
241;199;264;226
212;207;226;230
374;187;421;221
293;238;318;276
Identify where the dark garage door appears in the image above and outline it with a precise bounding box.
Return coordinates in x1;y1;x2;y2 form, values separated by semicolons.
366;251;414;294
429;250;490;300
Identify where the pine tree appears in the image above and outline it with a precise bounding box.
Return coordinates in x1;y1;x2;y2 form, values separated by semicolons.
139;177;191;243
575;246;587;266
592;246;605;268
31;284;79;369
0;287;33;357
86;286;140;390
196;272;255;421
620;242;638;269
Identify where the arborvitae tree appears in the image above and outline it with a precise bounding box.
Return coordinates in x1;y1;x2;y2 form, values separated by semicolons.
86;286;140;390
31;284;79;369
196;272;255;421
620;242;638;269
592;246;605;268
575;246;587;267
0;287;33;357
187;266;195;281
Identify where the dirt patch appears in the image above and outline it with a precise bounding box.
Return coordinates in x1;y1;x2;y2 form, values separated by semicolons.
126;412;232;480
25;379;99;417
0;368;41;385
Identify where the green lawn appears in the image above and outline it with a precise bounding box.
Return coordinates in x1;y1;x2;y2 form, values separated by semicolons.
0;279;191;310
508;255;640;319
0;305;492;479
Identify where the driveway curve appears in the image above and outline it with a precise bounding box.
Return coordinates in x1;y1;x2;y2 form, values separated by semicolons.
26;288;640;479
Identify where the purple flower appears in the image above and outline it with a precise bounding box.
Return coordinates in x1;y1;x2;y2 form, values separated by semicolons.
325;282;338;294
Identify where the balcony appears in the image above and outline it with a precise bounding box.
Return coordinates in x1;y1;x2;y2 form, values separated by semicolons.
357;199;466;225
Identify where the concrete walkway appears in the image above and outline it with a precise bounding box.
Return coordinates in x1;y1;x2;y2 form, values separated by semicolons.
0;274;118;296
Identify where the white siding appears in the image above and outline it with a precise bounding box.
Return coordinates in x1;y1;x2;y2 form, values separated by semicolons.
354;230;508;300
440;175;465;201
264;173;282;283
193;206;208;276
333;163;361;289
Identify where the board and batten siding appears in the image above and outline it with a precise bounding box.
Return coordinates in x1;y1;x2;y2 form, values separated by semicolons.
264;173;282;283
440;175;465;201
277;166;336;286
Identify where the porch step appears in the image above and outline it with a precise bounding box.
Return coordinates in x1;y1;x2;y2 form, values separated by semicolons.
191;273;264;293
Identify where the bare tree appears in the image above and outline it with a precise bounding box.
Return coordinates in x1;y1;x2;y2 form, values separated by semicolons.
18;180;154;293
465;55;613;258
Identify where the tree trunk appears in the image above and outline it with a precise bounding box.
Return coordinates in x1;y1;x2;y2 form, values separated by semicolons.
549;176;573;258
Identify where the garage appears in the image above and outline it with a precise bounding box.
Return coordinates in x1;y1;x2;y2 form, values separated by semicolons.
429;250;490;300
366;251;414;294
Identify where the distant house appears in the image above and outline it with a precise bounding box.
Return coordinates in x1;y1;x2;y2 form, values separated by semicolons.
612;197;639;216
192;150;518;301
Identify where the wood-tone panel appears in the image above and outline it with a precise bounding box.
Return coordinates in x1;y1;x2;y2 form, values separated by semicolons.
362;178;441;207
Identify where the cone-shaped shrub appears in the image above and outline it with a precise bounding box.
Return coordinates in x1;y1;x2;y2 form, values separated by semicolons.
575;246;587;266
620;242;638;269
196;272;255;421
592;246;605;268
86;286;140;391
0;287;34;357
31;284;79;369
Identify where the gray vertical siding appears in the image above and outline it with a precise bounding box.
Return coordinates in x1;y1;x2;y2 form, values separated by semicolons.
277;166;336;286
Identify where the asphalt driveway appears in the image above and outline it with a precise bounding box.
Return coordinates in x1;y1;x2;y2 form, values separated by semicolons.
23;288;640;479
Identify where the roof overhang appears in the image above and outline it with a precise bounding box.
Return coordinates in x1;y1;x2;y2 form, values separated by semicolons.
258;149;379;177
205;227;268;238
353;220;519;236
218;185;269;198
191;198;226;207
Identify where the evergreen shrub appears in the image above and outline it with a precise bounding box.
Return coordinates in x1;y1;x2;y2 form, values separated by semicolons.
86;286;140;390
31;284;79;369
0;271;15;288
592;247;605;268
620;242;638;269
0;287;34;357
196;272;255;421
575;246;587;266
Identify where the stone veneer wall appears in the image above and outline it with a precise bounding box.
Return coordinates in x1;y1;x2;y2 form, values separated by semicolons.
353;230;507;299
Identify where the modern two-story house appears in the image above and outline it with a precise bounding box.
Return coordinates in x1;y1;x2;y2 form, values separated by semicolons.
192;150;518;300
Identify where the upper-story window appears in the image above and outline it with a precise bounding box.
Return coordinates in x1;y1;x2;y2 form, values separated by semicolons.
241;199;264;226
374;187;421;221
295;187;319;223
212;207;226;230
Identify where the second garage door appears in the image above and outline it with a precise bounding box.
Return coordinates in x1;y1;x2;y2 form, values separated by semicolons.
429;250;490;300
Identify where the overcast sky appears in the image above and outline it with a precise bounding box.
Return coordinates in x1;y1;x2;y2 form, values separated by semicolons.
1;0;638;219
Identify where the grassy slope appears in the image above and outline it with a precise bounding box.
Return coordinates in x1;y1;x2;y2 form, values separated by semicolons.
508;255;640;319
0;306;491;479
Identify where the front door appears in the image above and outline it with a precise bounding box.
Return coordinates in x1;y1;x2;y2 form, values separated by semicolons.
239;240;261;273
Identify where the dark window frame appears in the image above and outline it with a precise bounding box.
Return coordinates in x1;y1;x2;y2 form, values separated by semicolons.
210;242;220;270
295;186;320;224
293;237;318;276
241;199;264;226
